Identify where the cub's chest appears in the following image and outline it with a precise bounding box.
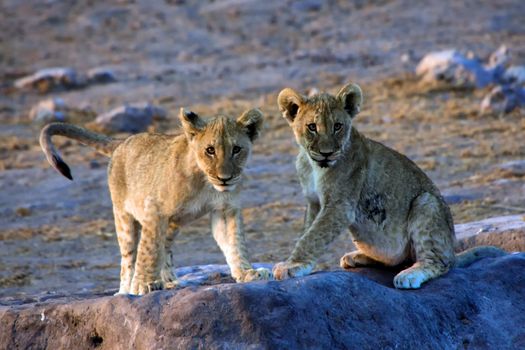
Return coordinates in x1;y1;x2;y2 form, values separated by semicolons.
299;160;327;203
176;187;225;219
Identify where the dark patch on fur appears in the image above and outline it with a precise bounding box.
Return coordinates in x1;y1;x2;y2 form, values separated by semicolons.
52;154;73;180
358;193;386;224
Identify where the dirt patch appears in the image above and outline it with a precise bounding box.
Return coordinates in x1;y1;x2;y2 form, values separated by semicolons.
0;0;524;301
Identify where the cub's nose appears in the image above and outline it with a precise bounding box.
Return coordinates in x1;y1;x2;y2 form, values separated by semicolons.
319;151;334;157
217;175;233;183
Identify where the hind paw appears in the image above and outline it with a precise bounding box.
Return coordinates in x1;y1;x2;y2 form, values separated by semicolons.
130;279;164;295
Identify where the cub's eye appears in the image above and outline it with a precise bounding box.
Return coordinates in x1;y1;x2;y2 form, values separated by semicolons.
206;146;215;155
232;146;242;154
307;123;317;132
334;122;343;131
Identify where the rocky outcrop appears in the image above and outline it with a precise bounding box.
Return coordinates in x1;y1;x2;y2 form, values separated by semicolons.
93;103;167;133
1;254;524;350
28;97;95;124
14;67;117;93
416;46;524;114
416;46;509;89
456;214;525;252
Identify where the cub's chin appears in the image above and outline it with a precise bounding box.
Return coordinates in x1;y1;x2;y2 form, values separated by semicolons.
313;158;336;168
212;184;236;192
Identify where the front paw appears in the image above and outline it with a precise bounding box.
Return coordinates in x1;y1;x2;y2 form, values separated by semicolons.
238;267;272;282
272;261;313;280
130;279;164;295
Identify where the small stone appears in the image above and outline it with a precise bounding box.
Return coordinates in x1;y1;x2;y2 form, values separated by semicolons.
89;160;101;169
14;67;86;93
503;66;525;85
15;207;31;217
94;103;167;133
480;84;525;114
291;0;322;12
29;98;67;124
416;48;506;88
86;68;117;84
495;160;525;175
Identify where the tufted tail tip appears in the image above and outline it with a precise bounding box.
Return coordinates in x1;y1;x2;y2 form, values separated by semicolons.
52;154;73;180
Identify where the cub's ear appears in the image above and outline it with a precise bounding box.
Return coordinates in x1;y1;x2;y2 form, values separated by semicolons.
336;83;363;118
179;108;205;139
237;108;264;142
277;88;305;125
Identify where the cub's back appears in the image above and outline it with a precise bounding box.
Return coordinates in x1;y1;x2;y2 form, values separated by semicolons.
108;133;186;203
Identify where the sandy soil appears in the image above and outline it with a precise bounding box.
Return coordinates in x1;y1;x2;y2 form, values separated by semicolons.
0;0;524;302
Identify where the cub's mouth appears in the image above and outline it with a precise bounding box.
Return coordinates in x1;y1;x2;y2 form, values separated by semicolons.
310;153;340;168
315;159;335;168
212;183;236;192
208;176;240;192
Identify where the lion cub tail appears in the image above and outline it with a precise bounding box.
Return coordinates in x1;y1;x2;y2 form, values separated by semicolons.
39;122;122;180
455;245;507;268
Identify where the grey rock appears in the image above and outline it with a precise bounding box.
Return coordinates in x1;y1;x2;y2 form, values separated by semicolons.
14;67;87;93
442;191;482;205
416;46;508;88
86;68;117;84
502;65;525;85
480;84;525;114
28;98;96;124
495;159;525;175
1;255;524;349
28;98;67;124
456;214;525;252
94;103;167;133
291;0;323;12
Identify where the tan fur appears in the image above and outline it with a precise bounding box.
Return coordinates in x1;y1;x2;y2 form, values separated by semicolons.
40;108;270;295
274;83;506;289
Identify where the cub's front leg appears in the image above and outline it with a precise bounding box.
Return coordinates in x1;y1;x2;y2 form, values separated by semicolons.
273;206;350;280
211;206;271;282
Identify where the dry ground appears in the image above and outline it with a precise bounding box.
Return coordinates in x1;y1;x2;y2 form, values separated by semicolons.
0;0;524;302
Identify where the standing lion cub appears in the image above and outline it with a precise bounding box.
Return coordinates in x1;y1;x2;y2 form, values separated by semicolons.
273;83;504;289
40;108;271;295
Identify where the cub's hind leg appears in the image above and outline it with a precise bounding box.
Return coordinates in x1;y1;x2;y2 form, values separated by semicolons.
340;250;381;269
130;197;167;295
161;221;180;289
114;210;139;295
394;193;455;289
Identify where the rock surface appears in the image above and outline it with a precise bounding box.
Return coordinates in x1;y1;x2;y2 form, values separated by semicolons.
28;98;95;124
456;214;525;252
14;67;86;93
415;47;507;88
1;254;524;349
93;103;167;133
480;84;525;114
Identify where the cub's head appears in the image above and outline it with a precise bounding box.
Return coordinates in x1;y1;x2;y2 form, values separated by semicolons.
278;83;363;168
179;108;263;192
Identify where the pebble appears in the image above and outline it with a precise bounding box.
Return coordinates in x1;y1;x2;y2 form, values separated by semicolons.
28;98;68;124
415;46;508;88
94;103;167;133
14;67;86;93
480;84;525;114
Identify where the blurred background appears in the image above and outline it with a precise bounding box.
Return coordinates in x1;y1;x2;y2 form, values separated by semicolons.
0;0;524;302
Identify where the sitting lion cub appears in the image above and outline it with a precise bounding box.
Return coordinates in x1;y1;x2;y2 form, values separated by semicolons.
273;83;504;289
40;108;271;295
